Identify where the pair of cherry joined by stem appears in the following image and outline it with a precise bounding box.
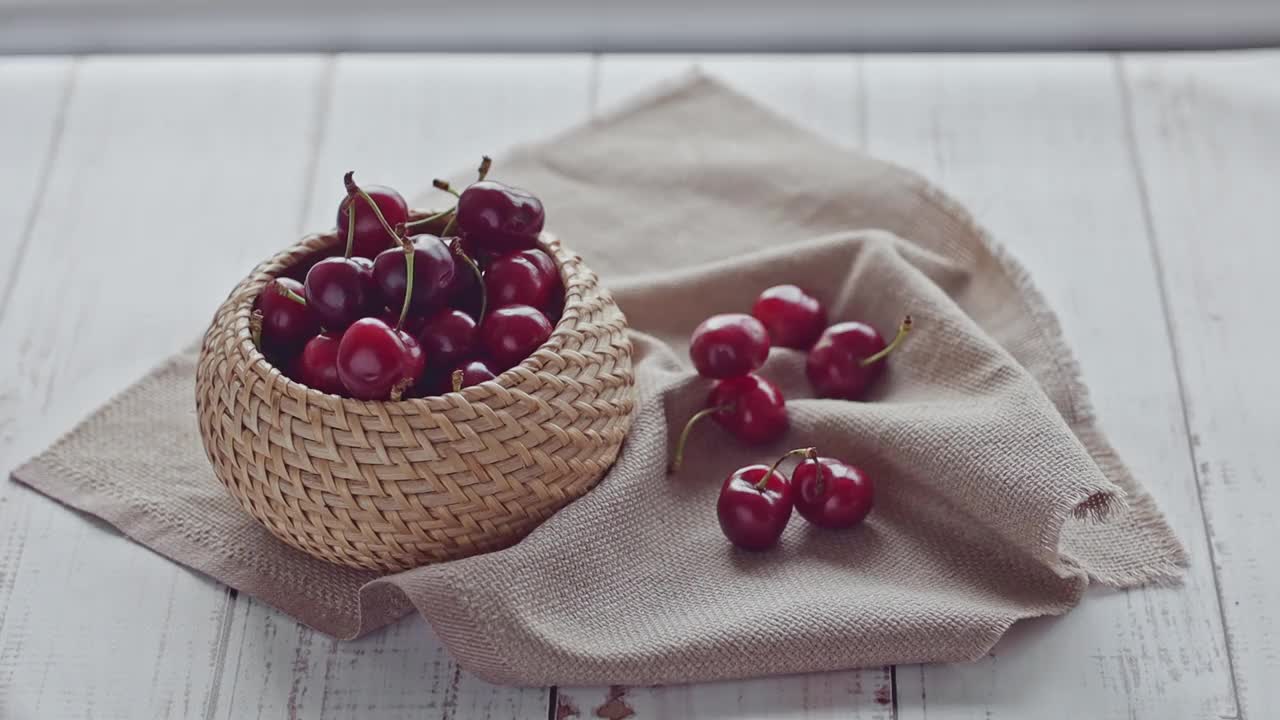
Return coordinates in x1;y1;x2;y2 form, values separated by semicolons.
718;447;875;551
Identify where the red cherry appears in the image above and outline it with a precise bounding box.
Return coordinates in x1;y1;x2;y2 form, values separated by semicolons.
689;313;770;379
716;465;793;552
303;257;376;331
336;318;423;400
336;173;409;259
806;316;912;400
416;308;478;370
752;284;826;349
453;358;500;389
480;305;553;369
668;373;788;474
257;278;318;353
456;180;545;252
484;248;561;311
290;333;344;395
792;457;874;529
371;234;457;314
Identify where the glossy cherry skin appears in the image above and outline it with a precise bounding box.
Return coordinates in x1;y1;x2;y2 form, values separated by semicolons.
336;185;410;259
480;305;553;369
372;235;457;314
456;180;545;252
707;374;789;444
257;278;318;352
752;284;826;350
793;457;874;529
806;321;886;400
689;313;770;379
304;256;375;331
416;308;478;370
717;465;794;551
290;333;345;395
336;318;424;400
484;248;561;311
454;358;499;388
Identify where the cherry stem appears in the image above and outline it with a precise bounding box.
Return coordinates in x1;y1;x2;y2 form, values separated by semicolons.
395;224;415;331
343;196;357;258
275;281;307;306
477;155;492;181
449;238;487;322
389;377;412;402
760;447;819;490
668;405;730;474
451;369;464;393
249;309;264;348
344;171;400;251
860;315;914;367
403;207;455;235
433;178;461;198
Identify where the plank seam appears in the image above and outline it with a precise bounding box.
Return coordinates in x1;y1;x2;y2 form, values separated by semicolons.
1112;51;1245;720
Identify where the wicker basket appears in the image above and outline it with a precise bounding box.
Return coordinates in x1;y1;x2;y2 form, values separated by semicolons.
195;229;635;572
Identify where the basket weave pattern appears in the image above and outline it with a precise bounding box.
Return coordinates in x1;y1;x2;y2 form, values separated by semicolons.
195;231;635;572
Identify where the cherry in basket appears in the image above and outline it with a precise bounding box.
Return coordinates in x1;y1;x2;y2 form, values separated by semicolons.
337;172;409;259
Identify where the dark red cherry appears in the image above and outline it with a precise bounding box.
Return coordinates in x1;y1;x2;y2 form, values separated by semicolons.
336;174;409;259
689;313;770;379
484;248;560;311
372;234;457;314
376;307;426;337
752;285;826;350
336;318;423;400
480;305;553;369
456;180;544;252
257;278;318;352
453;358;499;389
793;457;874;529
304;257;375;331
717;464;794;551
668;373;788;474
806;316;912;400
290;333;344;395
416;308;478;371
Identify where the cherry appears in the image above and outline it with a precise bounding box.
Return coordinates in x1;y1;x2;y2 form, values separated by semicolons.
806;316;912;400
752;284;826;349
452;358;499;389
484;248;561;311
689;313;770;379
792;456;874;529
442;237;487;320
336;172;408;259
290;333;344;396
480;305;553;369
336;318;424;400
371;234;457;314
717;448;812;551
415;308;477;370
376;307;426;337
668;373;788;474
455;179;545;252
257;278;317;352
303;256;375;331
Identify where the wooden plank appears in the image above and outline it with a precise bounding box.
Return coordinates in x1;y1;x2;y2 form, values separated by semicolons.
0;56;329;720
860;55;1235;719
1122;50;1280;720
214;54;594;720
557;54;896;720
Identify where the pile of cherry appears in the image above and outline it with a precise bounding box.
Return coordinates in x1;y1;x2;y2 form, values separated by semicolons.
672;286;912;551
255;157;563;400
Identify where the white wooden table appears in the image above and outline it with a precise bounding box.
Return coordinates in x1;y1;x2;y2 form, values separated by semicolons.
0;51;1275;720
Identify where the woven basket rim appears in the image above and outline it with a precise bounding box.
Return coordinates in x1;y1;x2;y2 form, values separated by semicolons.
229;223;588;411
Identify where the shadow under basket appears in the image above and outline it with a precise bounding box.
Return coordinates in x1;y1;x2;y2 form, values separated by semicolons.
195;230;636;572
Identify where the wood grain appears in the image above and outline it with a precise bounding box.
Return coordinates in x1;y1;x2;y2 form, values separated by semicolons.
861;54;1235;720
213;54;594;720
0;56;328;720
557;54;897;720
1121;50;1280;720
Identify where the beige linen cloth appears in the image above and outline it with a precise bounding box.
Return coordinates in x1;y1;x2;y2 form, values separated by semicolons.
11;76;1185;686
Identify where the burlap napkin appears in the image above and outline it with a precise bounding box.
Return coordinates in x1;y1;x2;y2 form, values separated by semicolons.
11;75;1185;686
